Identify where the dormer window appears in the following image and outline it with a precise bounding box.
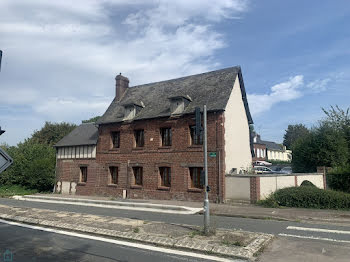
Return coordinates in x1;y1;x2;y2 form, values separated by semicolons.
124;105;136;120
123;102;144;121
169;95;191;115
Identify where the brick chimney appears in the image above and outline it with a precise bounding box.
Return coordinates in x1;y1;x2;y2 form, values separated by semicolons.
115;73;129;100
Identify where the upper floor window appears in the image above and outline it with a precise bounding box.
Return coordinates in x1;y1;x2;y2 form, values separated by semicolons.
132;167;143;186
189;167;203;189
111;131;120;148
134;129;144;147
109;166;118;184
80;166;87;183
160;127;172;146
189;125;203;145
159;167;171;187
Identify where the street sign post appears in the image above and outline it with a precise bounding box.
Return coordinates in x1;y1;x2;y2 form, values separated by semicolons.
0;127;13;173
0;148;13;174
194;106;210;235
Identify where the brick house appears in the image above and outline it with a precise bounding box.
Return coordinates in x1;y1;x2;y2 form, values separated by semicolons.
251;132;292;164
252;133;267;162
55;66;254;202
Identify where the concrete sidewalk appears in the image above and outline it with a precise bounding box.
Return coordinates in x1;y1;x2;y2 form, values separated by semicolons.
13;194;202;215
22;193;350;226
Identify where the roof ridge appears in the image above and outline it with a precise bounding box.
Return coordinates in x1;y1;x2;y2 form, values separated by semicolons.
128;66;241;89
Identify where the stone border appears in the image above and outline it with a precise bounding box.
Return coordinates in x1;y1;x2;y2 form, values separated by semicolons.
0;213;273;261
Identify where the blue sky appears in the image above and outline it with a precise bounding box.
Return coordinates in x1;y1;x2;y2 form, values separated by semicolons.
0;0;349;146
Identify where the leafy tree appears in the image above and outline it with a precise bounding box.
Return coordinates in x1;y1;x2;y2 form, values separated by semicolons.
322;106;350;162
283;124;309;149
0;121;76;191
82;116;101;123
0;139;56;191
30;121;76;146
292;122;349;172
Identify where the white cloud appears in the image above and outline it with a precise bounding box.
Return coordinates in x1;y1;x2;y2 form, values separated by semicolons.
306;78;331;93
248;75;332;116
0;0;248;135
248;75;304;116
34;97;111;122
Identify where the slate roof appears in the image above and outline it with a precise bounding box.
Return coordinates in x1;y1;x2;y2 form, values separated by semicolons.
261;140;284;151
97;66;253;125
54;123;98;147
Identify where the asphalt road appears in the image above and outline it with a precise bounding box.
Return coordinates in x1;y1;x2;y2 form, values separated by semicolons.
0;221;225;262
1;198;350;243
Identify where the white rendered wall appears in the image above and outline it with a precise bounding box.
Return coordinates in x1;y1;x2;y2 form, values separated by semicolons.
260;176;295;200
225;176;250;200
224;75;252;173
297;175;324;188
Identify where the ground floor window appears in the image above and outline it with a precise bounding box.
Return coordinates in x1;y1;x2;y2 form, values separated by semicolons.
109;166;118;184
132;167;143;186
80;166;87;183
189;167;203;189
159;167;171;187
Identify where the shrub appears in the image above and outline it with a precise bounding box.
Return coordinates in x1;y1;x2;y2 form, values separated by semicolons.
300;180;316;187
258;186;350;210
327;166;350;194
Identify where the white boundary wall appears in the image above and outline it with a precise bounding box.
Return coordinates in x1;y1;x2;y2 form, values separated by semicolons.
225;176;250;200
225;173;325;202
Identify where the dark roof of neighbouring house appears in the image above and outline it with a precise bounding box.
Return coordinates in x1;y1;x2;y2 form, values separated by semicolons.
54;123;98;147
96;66;253;125
261;140;284;151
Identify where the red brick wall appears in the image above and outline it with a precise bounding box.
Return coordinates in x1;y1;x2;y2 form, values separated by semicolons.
249;176;260;203
56;112;226;202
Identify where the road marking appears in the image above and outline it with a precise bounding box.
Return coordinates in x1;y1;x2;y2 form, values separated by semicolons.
0;219;240;262
286;226;350;235
279;233;350;244
12;197;202;215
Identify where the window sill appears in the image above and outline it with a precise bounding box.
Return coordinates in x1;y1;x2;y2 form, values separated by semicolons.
188;145;203;149
187;188;203;193
107;184;118;187
132;147;145;151
157;186;170;191
77;182;86;186
158;146;172;149
109;148;120;152
130;185;142;189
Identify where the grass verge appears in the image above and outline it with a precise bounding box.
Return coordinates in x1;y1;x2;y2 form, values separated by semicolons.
0;185;37;198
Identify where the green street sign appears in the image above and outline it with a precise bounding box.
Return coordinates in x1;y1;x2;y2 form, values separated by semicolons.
209;152;217;157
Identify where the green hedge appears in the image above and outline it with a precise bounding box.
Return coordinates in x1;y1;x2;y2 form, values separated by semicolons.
327;166;350;194
258;186;350;210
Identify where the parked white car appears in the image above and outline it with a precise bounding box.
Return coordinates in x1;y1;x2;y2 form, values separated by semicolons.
253;166;274;174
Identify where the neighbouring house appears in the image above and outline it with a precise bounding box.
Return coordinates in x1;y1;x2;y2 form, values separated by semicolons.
54;66;254;202
251;132;292;163
252;133;267;162
263;141;292;162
